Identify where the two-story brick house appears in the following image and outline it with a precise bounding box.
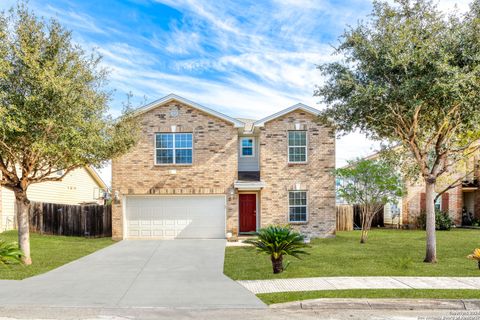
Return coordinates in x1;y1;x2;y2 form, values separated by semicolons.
111;94;336;240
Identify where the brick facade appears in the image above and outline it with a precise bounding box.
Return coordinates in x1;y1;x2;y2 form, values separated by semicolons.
111;98;336;240
111;101;238;239
259;110;336;238
403;183;470;227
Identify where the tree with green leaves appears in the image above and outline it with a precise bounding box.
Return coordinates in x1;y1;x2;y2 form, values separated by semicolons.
0;3;138;264
316;0;480;262
336;159;403;243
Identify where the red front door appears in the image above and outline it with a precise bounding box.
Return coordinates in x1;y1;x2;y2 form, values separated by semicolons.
239;194;256;232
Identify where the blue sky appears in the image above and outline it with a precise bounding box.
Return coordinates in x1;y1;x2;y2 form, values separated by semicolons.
0;0;469;184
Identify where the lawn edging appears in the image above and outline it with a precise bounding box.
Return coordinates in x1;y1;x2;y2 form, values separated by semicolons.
258;289;480;305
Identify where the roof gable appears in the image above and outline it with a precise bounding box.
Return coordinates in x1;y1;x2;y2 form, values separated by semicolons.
253;103;321;127
132;94;244;128
85;166;108;189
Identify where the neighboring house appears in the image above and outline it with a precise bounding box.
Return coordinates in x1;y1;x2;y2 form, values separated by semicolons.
0;167;108;232
111;94;336;240
404;157;480;227
341;151;480;228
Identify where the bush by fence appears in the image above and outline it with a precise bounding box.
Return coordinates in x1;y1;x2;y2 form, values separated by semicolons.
29;202;111;237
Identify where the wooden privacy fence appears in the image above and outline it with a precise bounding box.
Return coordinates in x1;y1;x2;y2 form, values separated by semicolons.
353;204;385;228
336;205;354;231
29;202;111;237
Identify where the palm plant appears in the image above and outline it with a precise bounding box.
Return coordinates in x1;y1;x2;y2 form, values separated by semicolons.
0;240;24;266
244;225;309;274
467;248;480;269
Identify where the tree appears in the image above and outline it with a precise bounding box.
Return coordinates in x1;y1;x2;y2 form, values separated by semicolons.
316;0;480;262
0;3;138;264
244;226;309;274
336;159;403;243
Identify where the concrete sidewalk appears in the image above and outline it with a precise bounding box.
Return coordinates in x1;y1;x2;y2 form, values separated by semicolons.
238;276;480;294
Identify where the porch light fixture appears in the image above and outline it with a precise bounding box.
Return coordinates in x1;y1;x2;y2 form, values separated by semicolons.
295;123;302;130
171;125;177;132
114;191;120;202
295;182;301;190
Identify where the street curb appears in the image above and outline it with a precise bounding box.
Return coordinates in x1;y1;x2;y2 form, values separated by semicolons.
270;298;480;310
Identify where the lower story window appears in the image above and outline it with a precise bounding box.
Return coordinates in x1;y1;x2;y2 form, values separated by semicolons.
289;191;307;222
434;193;442;211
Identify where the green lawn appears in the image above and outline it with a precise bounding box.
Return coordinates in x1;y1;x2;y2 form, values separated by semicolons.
224;229;480;280
0;230;114;280
258;289;480;305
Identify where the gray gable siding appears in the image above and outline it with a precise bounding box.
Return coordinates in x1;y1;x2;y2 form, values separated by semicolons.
238;135;259;171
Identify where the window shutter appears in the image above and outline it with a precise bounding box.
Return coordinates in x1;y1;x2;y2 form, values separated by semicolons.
420;193;426;212
442;193;449;212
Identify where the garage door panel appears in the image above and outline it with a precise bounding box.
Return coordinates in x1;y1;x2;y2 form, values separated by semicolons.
125;196;225;239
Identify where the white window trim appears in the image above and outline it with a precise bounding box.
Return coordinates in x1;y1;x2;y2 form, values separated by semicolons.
434;193;442;211
155;133;193;165
287;131;308;164
288;190;308;223
240;137;255;158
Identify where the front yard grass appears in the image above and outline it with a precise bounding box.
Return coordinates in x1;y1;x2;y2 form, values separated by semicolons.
0;230;114;280
258;289;480;305
224;229;480;280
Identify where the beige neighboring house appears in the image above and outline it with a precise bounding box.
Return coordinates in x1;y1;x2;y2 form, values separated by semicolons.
111;94;336;240
0;167;108;232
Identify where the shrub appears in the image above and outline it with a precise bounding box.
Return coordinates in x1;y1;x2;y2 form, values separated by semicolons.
417;210;454;231
0;240;24;266
394;256;414;270
472;218;480;227
244;225;309;274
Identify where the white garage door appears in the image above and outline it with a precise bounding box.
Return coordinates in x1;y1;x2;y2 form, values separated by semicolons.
125;195;226;239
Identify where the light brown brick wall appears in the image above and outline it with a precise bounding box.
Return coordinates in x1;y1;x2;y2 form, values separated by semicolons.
111;101;238;239
475;157;480;220
403;183;463;227
259;110;336;238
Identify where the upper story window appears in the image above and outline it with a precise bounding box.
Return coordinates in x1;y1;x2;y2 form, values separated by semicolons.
289;191;307;222
288;131;307;163
240;137;255;157
155;133;193;165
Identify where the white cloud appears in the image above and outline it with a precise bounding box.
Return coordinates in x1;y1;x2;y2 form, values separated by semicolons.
41;4;108;35
8;0;468;184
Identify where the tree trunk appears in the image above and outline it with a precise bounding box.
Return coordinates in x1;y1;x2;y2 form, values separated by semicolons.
424;181;437;263
14;191;32;265
360;228;368;243
271;255;284;274
360;205;371;244
478;261;480;270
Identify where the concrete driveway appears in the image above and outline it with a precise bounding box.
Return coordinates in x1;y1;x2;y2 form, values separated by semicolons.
0;240;265;308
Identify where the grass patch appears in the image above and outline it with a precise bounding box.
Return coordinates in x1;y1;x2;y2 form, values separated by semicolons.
258;289;480;305
0;230;114;280
224;229;480;280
